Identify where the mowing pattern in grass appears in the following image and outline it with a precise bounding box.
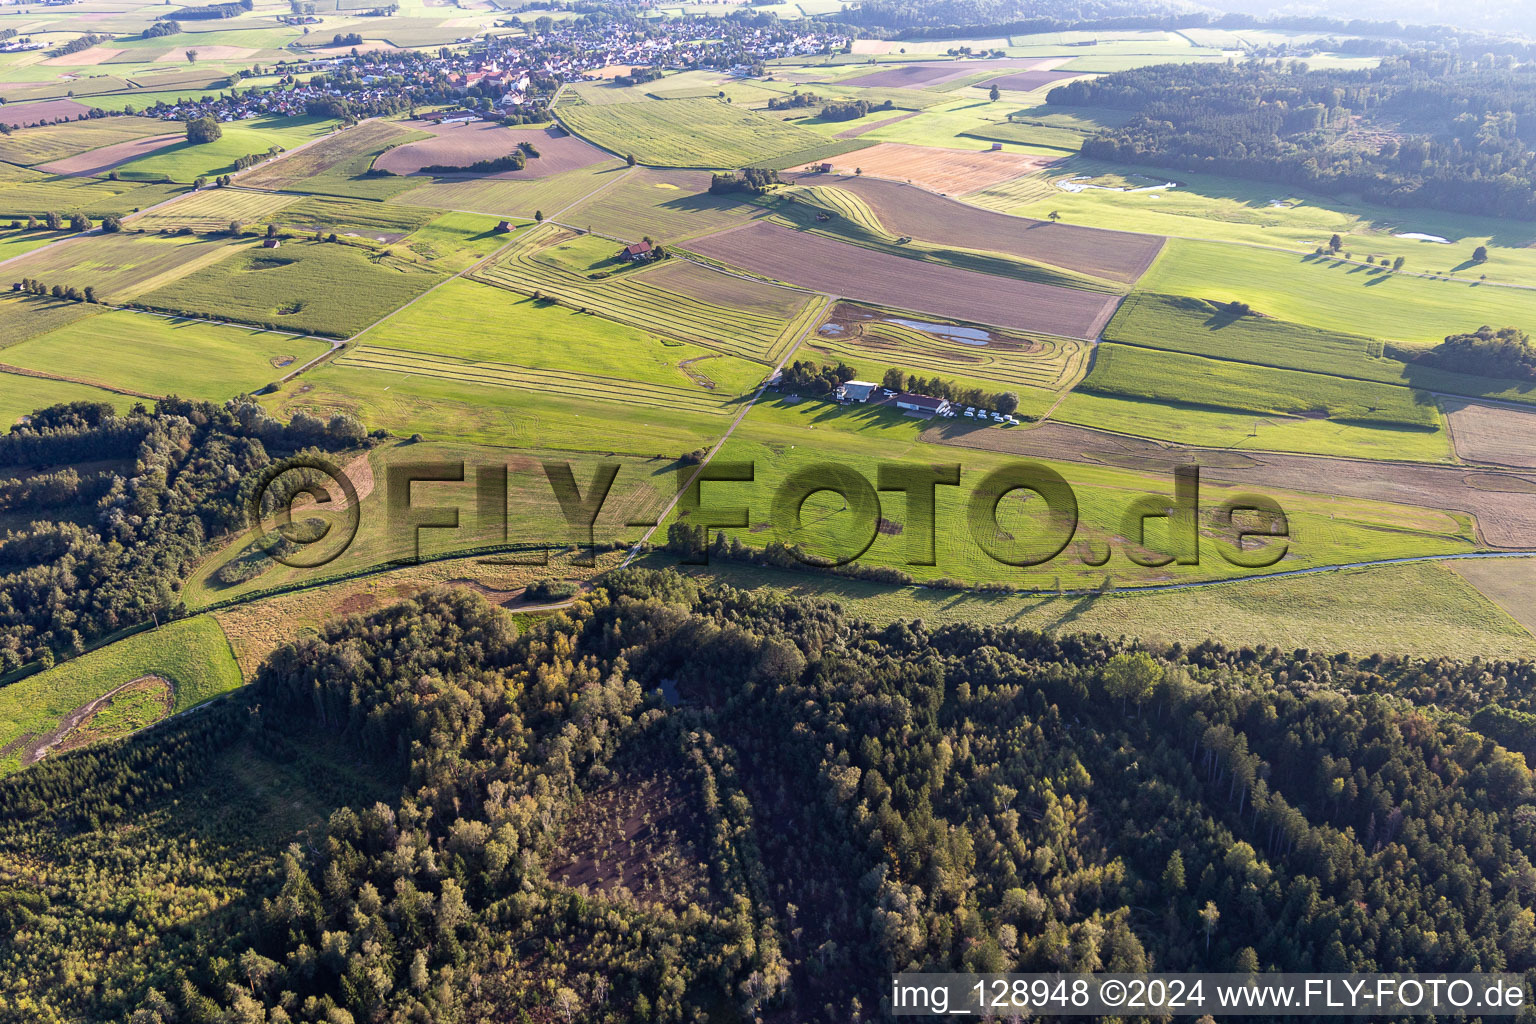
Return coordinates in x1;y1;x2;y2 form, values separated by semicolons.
1104;292;1536;406
1139;238;1536;346
1079;342;1443;429
472;225;817;363
238;119;427;199
558;167;765;242
5;311;330;400
392;160;628;218
807;306;1088;391
134;239;445;338
339;345;733;414
127;188;300;232
0;295;104;350
0;171;185;218
557;97;867;169
0;615;241;777
0;116;176;166
4;232;240;302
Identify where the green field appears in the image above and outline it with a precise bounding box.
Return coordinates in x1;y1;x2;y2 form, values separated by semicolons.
1051;390;1454;462
135;238;445;337
183;439;673;605
1138;238;1536;344
239;118;430;199
3;231;240;302
265;360;735;452
117;116;336;183
395;211;509;272
560;167;765;242
4;310;330;399
473;223;820;363
556;97;868;169
1005;169;1536;288
671;557;1536;660
392;159;629;219
1104;293;1536;406
0;371;137;427
0;293;104;349
355;276;764;397
0;116;175;166
1079;342;1443;429
127;187;300;232
268;195;438;238
0;615;242;777
0;170;185;218
680;397;1474;589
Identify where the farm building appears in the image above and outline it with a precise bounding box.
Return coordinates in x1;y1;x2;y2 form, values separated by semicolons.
262;238;281;249
836;380;879;402
894;393;950;416
617;240;655;263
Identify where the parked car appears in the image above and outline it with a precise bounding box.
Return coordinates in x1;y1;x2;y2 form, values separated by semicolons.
964;408;975;418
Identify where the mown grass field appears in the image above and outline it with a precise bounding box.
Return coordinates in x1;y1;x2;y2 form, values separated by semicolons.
1050;390;1455;462
1104;293;1536;406
1003;167;1536;287
556;97;867;169
1138;239;1536;346
472;224;820;363
355;277;765;396
135;238;445;337
679;397;1475;589
127;187;300;232
268;195;437;238
0;169;184;218
0;116;175;165
118;116;335;183
0;372;136;427
1079;342;1443;429
392;159;628;219
265;360;734;452
4;310;330;399
4;231;240;302
560;167;765;242
0;293;104;349
671;558;1536;660
0;615;241;777
239;118;430;199
397;212;509;272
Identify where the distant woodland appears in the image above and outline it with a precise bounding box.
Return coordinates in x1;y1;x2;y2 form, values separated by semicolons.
0;566;1532;1022
1050;55;1536;219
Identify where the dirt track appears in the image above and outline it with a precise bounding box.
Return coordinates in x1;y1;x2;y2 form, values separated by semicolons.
921;419;1536;547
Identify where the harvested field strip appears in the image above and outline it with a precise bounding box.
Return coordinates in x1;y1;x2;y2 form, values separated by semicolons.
810;314;1087;390
35;133;182;176
0;117;177;167
778;184;1121;292
472;226;814;363
685;220;1121;340
127;188;300;232
238;119;427;197
794;173;1165;284
339;345;731;413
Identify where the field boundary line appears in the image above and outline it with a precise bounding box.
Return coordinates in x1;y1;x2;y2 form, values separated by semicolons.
619;293;834;569
0;362;159;399
276;164;644;386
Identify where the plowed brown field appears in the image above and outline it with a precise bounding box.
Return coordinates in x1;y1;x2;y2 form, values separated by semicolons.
792;142;1061;195
376;122;608;178
686;220;1120;339
791;173;1165;283
35;133;181;176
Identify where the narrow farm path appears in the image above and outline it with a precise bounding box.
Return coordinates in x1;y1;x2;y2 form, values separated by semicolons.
618;293;836;568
